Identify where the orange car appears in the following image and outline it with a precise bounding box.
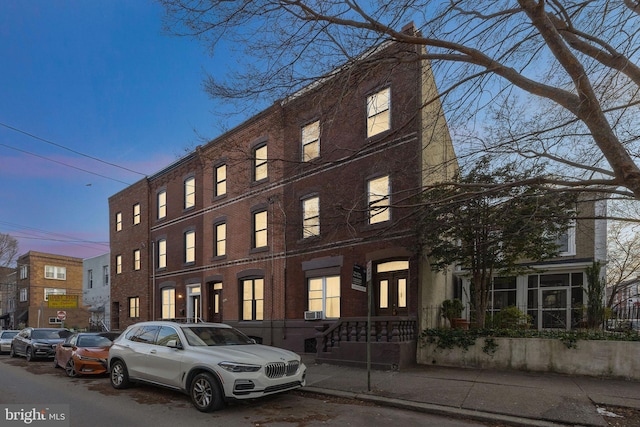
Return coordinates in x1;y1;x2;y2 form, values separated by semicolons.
54;332;115;377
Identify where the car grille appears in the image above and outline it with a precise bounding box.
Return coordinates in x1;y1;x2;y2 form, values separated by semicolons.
264;381;303;394
264;360;299;378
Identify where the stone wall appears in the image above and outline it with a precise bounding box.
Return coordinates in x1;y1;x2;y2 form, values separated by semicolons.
418;337;640;380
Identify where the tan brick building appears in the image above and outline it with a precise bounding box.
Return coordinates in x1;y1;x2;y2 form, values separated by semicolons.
15;251;87;329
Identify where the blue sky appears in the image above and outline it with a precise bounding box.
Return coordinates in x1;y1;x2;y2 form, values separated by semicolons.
0;0;237;261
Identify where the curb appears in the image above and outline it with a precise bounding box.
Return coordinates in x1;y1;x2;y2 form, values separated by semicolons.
300;386;571;427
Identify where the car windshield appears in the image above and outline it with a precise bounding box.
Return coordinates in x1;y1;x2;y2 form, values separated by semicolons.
77;335;112;347
182;326;254;346
1;332;18;339
32;330;64;340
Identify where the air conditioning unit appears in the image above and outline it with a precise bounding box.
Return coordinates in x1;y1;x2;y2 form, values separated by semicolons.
304;311;323;320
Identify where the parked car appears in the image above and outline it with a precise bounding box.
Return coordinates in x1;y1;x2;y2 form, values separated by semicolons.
54;332;116;377
108;321;306;412
10;327;69;361
0;330;19;354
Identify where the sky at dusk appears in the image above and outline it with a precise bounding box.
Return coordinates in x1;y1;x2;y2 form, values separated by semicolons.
0;0;239;262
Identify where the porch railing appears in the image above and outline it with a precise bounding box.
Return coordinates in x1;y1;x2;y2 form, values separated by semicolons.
316;316;417;353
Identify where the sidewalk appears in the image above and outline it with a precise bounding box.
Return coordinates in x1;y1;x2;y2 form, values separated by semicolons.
299;355;640;426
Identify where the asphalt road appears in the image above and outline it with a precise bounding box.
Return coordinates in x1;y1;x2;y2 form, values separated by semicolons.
0;355;486;427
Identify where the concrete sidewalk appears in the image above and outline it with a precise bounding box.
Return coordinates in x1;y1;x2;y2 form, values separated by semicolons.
299;355;640;426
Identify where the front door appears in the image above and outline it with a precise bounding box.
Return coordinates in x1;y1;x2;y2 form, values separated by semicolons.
209;282;223;323
375;260;409;316
187;285;201;322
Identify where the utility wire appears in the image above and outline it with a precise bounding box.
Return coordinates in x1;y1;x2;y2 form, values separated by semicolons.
0;142;132;185
0;121;147;176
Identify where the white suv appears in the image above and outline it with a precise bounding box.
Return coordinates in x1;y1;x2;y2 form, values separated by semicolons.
108;321;306;412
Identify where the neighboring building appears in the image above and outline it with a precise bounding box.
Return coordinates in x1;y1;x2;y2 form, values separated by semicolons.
15;251;87;329
83;253;111;331
609;277;640;320
109;24;457;367
0;267;16;329
457;196;608;330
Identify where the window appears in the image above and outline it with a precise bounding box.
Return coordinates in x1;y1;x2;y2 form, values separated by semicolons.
489;277;517;314
302;120;320;161
20;288;27;302
185;230;196;263
184;176;195;209
302;196;320;238
528;272;584;329
45;266;66;280
103;265;109;286
215;222;226;257
162;288;176;319
116;255;122;274
133;249;141;271
44;288;66;301
367;87;390;137
253;210;267;249
214;164;227;197
19;265;27;279
133;203;141;225
88;269;93;289
116;212;122;232
308;276;341;319
367;175;390;224
555;222;576;256
253;144;268;181
242;278;264;321
157;190;166;219
129;297;140;318
157;239;167;269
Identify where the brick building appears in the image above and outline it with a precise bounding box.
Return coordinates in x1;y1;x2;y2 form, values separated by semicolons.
15;251;87;329
108;27;457;367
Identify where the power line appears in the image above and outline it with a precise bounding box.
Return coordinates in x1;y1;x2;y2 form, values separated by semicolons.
0;142;132;185
0;121;147;176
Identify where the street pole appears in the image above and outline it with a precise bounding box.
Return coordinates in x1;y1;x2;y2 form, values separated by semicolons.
366;260;372;392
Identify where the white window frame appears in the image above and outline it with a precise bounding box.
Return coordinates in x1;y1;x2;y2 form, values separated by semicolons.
158;239;167;269
162;288;176;319
116;255;122;274
116;211;122;232
129;297;140;318
88;269;93;289
367;175;390;224
157;190;167;219
133;203;141;225
44;288;66;301
133;249;141;271
301;120;320;161
215;222;226;257
308;276;341;319
185;230;196;263
241;278;264;321
20;265;28;279
184;176;195;209
366;87;391;137
302;196;320;238
253;144;268;181
253;210;268;249
215;164;227;197
45;265;67;280
556;222;576;256
20;288;27;302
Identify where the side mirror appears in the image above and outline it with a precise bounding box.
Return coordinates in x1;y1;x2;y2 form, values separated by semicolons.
166;340;183;349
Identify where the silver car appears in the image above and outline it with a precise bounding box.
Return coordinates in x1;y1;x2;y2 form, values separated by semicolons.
108;321;306;412
0;330;19;354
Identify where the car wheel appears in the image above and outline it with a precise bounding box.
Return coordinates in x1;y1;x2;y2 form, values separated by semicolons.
9;345;17;358
190;372;224;412
25;347;35;362
110;360;130;389
65;359;77;377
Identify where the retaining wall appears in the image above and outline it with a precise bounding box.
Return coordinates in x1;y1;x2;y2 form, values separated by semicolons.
418;337;640;380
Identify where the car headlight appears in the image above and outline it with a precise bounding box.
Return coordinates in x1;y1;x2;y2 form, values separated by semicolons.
218;361;261;373
32;342;50;348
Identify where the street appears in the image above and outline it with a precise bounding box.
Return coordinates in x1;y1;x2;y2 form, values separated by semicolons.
0;355;485;427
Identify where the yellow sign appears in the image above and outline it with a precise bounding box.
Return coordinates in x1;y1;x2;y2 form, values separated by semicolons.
47;295;78;308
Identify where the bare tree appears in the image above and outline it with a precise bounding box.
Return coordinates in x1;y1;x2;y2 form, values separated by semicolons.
606;220;640;307
0;233;18;267
159;0;640;200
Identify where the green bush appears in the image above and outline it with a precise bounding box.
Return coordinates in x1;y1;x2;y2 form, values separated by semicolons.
488;306;531;329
